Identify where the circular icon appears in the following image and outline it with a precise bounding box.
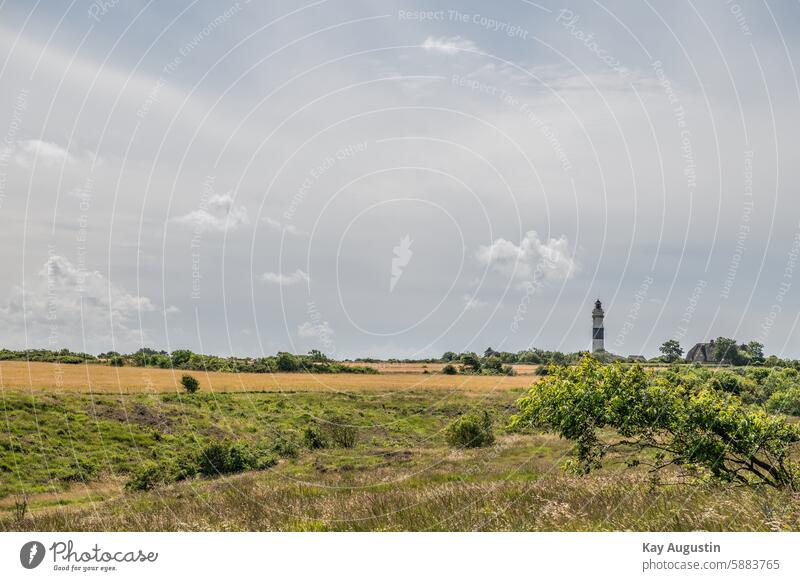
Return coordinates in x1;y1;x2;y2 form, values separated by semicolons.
19;541;45;569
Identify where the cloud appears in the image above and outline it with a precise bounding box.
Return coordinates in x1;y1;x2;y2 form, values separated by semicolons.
12;139;74;166
174;193;248;232
0;255;154;350
463;294;489;311
297;321;334;339
260;269;309;286
476;230;577;283
165;305;181;315
422;36;478;55
262;216;304;236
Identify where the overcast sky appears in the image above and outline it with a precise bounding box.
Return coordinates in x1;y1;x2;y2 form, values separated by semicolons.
1;0;799;359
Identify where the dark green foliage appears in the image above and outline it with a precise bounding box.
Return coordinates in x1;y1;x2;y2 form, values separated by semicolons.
442;364;458;375
198;441;249;475
711;337;747;365
181;374;200;394
659;339;683;363
303;426;327;449
767;389;800;416
126;462;170;491
276;352;300;372
512;357;800;488
446;411;495;448
272;434;300;458
459;353;482;373
320;417;358;448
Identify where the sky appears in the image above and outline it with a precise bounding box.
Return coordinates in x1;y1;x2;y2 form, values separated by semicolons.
0;0;799;359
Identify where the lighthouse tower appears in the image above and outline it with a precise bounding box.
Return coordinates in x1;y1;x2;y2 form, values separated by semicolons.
592;299;605;352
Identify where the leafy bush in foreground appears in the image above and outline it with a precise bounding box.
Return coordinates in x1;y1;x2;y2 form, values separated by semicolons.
446;411;495;448
510;357;800;489
767;388;800;416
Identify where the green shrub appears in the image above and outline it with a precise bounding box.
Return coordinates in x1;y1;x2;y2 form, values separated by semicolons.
511;356;800;488
273;434;300;458
321;417;358;448
303;426;327;449
126;462;170;491
442;364;458;375
196;441;263;476
446;411;495;448
181;374;200;394
708;370;743;395
767;389;800;416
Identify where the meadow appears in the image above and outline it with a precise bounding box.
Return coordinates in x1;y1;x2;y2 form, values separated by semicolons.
2;360;800;531
0;360;534;393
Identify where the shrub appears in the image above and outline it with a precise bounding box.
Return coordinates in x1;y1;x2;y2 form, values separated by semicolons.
126;462;169;491
321;417;358;448
442;364;458;375
767;389;800;416
446;411;495;448
303;426;327;449
196;441;264;476
708;370;744;395
511;356;800;489
181;374;200;394
273;434;300;458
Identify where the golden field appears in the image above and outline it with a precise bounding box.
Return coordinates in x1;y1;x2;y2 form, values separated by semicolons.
0;360;535;394
340;361;540;375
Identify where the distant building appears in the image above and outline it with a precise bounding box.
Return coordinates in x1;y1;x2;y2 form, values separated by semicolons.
686;340;716;363
592;299;605;352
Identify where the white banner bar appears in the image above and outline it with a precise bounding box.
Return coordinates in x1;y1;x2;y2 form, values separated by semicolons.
2;532;798;580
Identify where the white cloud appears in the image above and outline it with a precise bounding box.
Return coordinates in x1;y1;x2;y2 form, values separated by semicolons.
422;36;478;55
0;255;154;350
476;230;578;283
174;193;248;232
463;294;489;311
13;139;74;166
260;269;309;286
165;305;181;315
263;216;304;236
297;321;333;339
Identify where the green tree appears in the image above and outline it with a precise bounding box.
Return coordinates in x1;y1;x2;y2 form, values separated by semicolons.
510;357;800;488
659;339;684;363
171;349;194;368
276;352;300;372
712;337;744;365
744;341;765;364
459;352;481;373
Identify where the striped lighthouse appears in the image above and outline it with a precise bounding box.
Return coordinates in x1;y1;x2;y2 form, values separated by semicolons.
592;299;605;352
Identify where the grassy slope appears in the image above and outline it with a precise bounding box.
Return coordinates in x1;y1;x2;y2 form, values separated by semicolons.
1;387;799;531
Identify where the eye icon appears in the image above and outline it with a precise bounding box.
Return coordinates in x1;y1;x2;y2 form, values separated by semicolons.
20;541;46;569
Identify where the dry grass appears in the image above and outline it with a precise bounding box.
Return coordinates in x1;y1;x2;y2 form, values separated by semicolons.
0;361;535;394
341;362;541;375
6;444;799;532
